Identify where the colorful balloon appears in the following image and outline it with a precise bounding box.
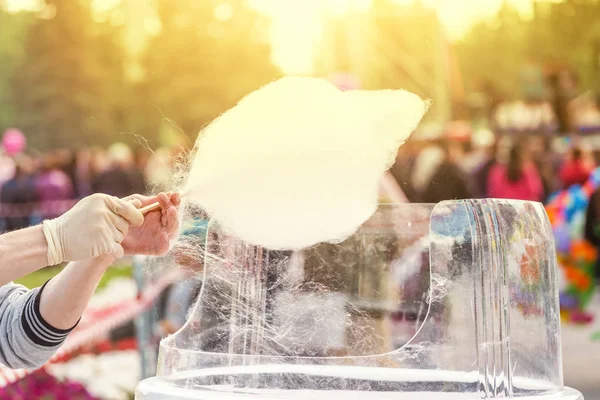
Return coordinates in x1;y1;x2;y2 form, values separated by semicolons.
554;225;571;253
2;129;26;156
547;167;600;322
329;73;360;91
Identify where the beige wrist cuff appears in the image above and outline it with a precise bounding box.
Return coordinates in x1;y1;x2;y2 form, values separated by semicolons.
42;220;62;266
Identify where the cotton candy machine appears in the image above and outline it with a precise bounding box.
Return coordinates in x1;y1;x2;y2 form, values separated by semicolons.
136;200;582;399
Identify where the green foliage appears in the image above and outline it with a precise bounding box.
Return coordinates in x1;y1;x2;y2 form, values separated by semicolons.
6;0;600;145
456;4;531;99
0;10;35;133
537;0;600;90
2;0;280;150
11;0;127;150
366;0;440;98
134;0;281;143
456;0;600;99
15;265;132;289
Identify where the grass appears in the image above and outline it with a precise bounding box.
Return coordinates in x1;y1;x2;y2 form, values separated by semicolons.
15;265;133;290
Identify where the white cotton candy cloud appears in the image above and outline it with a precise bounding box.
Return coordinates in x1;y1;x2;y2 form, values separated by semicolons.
184;77;428;250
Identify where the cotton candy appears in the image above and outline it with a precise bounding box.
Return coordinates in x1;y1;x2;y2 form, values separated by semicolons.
184;77;427;249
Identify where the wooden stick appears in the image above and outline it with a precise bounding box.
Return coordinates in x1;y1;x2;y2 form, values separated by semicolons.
139;189;189;215
140;202;161;215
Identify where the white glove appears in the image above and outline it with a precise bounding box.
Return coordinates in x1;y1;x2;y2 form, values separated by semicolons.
42;194;144;265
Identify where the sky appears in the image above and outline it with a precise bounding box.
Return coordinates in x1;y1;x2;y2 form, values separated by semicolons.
5;0;535;74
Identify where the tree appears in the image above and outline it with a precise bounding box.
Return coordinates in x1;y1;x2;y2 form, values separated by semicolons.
455;0;600;99
535;0;600;91
135;0;280;144
455;3;531;100
314;0;452;120
12;0;127;150
0;10;35;133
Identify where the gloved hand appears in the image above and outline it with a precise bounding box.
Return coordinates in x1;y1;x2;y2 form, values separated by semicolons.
42;194;144;265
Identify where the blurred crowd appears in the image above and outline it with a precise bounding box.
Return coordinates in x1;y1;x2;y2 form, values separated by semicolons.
390;130;596;206
2;130;598;234
0;143;180;233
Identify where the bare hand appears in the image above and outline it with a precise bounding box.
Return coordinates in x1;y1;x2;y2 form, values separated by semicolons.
122;192;181;256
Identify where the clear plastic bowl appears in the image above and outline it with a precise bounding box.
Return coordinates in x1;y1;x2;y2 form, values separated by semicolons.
136;200;582;399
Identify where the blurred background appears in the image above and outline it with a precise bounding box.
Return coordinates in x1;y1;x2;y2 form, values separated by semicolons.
2;0;600;398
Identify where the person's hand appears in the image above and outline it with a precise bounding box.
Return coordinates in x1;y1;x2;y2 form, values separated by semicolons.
121;192;181;256
173;247;204;271
42;194;144;265
159;320;179;335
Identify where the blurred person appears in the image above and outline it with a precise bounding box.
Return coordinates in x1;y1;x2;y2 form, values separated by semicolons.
584;183;600;280
111;274;201;342
135;147;150;173
594;149;600;166
389;139;420;202
0;192;179;369
443;122;481;196
74;148;94;198
487;141;543;201
133;147;153;199
93;143;147;198
160;276;202;335
36;152;75;218
458;138;483;198
145;147;175;192
0;152;16;191
473;137;499;199
461;129;497;198
91;147;110;177
110;218;208;344
548;67;577;133
419;140;473;203
530;136;561;199
1;155;39;232
560;146;595;189
157;217;208;338
55;149;77;195
410;142;446;201
462;129;494;173
112;214;206;345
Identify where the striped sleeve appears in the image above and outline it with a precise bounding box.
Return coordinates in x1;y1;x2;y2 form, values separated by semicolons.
0;281;77;369
21;281;77;347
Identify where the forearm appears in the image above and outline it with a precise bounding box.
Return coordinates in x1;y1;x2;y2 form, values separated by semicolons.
380;172;408;203
0;225;48;285
0;255;114;369
39;255;114;330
